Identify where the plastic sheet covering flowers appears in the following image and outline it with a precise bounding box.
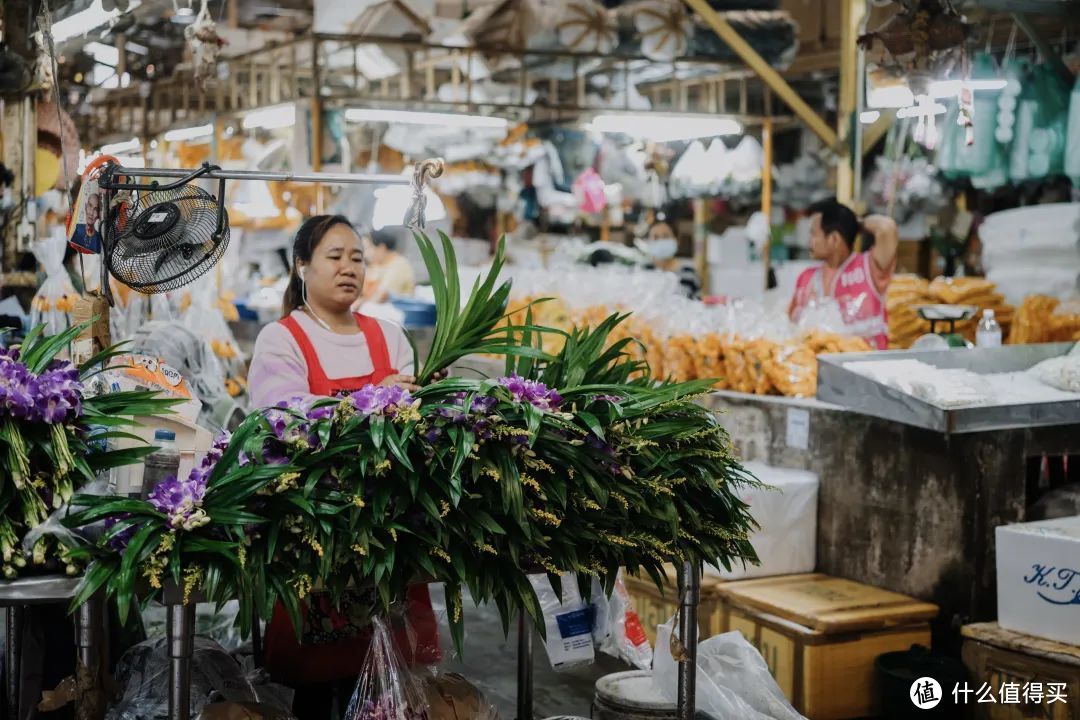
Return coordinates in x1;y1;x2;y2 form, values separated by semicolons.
67;233;761;652
0;322;178;580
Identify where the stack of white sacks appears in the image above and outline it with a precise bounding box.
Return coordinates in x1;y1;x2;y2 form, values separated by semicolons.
705;462;820;581
980;202;1080;306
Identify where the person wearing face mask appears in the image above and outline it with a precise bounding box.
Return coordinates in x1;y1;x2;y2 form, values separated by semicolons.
248;215;440;718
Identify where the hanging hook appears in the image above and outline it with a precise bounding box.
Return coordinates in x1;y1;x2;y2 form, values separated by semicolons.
406;157;445;230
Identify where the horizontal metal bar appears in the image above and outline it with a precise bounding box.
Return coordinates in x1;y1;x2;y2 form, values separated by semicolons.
112;167;409;185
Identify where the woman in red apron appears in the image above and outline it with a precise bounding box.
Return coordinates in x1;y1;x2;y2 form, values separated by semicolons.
248;215;441;719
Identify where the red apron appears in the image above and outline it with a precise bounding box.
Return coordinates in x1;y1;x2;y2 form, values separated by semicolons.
262;312;441;684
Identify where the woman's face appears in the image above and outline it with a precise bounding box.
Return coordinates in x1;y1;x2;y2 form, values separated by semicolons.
302;224;366;312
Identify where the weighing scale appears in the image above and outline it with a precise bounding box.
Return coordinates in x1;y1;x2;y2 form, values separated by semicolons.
912;304;978;350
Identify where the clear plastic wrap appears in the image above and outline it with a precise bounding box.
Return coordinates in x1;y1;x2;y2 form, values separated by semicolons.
652;620;805;720
30;229;78;336
590;572;652;670
344;616;430;720
107;636;296;720
141;601;245;653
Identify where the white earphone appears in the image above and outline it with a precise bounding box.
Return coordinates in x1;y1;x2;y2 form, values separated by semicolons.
298;265;306;280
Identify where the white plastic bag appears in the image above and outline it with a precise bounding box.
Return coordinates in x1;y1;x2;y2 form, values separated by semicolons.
31;228;77;336
528;573;595;671
652;620;805;720
590;572;652;670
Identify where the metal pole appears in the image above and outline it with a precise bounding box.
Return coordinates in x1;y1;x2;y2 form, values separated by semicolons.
112;166;411;185
677;561;699;720
6;606;22;720
76;593;105;720
167;602;196;720
516;611;533;720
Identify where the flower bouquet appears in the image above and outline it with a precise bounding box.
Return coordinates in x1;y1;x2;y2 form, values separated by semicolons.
67;232;760;653
0;322;179;580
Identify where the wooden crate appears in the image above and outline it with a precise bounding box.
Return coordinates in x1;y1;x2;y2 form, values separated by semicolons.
623;567;725;646
961;623;1080;720
716;573;939;720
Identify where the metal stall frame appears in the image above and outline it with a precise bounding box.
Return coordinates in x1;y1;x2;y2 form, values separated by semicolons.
1;576;105;720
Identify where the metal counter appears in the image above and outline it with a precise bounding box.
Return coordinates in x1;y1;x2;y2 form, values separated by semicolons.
817;343;1080;433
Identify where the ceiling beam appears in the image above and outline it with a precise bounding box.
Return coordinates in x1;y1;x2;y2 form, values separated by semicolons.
681;0;838;150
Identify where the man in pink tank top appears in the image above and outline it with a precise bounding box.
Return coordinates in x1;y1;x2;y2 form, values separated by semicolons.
788;199;899;350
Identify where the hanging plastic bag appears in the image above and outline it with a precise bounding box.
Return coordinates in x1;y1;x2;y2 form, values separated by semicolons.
343;616;430;720
1066;73;1080;186
590;572;653;670
652;620;805;720
30;227;78;336
1009;63;1039;182
528;573;595;671
572;167;607;215
1025;63;1071;179
958;53;1010;188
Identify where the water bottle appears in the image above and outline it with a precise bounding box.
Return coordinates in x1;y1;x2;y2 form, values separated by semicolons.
141;429;180;499
976;309;1002;348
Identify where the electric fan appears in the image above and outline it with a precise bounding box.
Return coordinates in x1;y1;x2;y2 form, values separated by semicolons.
94;158;443;300
108;180;230;294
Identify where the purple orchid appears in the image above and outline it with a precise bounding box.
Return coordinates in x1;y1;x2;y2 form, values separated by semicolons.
349;384;414;417
497;374;563;411
147;469;209;530
103;514;136;551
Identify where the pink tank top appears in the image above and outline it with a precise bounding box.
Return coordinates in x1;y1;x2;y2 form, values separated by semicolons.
792;251;889;350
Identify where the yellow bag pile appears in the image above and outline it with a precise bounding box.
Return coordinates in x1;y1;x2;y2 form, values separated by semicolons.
887;276;1015;349
1009;296;1080;344
886;275;933;349
927;277;1014;342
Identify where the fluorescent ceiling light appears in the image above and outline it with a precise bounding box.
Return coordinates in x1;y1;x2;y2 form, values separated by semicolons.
867;85;915;109
84;41;119;67
896;102;947;119
51;0;141;43
242;104;296;130
586;113;741;142
929;79;1009;98
345;108;508;129
164;123;214;142
859;110;881;124
99;137;141;155
127;41;149;55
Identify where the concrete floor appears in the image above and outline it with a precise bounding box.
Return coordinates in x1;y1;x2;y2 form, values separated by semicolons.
440;599;631;720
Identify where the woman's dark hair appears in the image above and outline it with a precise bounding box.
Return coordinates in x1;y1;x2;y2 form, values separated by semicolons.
807;198;860;250
369;227;399;252
282;214;357;316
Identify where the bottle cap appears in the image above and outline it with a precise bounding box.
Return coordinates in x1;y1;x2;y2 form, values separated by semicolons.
154;429;176;441
984;309;995;318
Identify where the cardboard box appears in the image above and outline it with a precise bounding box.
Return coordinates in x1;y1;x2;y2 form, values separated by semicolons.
996;516;1080;646
716;573;939;720
962;623;1080;720
623;566;726;646
705;461;818;581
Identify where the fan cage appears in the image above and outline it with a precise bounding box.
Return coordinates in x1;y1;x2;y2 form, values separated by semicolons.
107;183;230;295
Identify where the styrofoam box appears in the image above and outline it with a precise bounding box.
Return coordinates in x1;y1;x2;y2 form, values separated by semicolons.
706;462;818;581
996;515;1080;646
